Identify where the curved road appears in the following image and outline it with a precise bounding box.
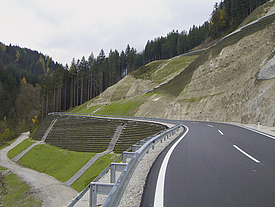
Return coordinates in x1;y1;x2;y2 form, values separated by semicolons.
141;121;275;206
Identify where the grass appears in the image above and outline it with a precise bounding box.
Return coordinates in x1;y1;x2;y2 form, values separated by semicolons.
0;139;17;150
110;76;136;102
71;93;149;116
1;173;42;207
239;1;275;28
131;55;198;84
0;166;6;170
131;60;165;80
7;138;36;159
96;94;149;116
152;55;198;83
69;102;89;113
71;154;119;192
70;102;103;114
6;137;120;193
17;144;95;183
67;96;99;113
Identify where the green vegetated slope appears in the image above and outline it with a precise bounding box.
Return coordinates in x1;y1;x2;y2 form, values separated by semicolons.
81;4;275;126
80;54;199;114
9;114;166;192
8;138;119;192
0;169;42;207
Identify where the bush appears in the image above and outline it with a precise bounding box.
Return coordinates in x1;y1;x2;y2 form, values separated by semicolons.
0;128;15;142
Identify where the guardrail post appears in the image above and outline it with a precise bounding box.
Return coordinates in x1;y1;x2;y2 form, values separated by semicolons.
89;183;114;207
90;183;97;207
111;163;127;183
122;152;135;163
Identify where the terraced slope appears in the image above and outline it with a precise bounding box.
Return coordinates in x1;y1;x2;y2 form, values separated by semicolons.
114;121;167;153
34;114;167;153
45;116;121;153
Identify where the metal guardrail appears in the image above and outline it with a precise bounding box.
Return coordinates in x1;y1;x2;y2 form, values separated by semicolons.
57;112;183;206
102;123;182;207
48;112;181;125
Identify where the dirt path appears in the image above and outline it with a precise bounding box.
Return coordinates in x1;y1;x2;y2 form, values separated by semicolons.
0;132;78;207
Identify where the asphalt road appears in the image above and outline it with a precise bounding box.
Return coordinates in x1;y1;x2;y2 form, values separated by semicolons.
141;121;275;207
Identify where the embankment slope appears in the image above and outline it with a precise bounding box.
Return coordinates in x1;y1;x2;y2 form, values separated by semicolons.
84;2;275;127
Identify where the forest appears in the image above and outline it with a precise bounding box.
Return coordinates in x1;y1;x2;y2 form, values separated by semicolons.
0;0;269;143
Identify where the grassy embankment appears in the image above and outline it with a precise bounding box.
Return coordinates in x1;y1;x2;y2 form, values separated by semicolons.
70;54;199;115
0;167;42;207
7;138;119;192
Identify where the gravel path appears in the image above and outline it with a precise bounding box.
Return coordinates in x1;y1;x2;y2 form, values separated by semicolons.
0;132;78;207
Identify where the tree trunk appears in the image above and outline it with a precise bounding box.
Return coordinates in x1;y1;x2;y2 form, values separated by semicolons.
76;79;79;106
64;82;67;111
46;91;48;115
87;78;90;100
56;88;59;112
73;81;76;107
90;75;93;99
81;77;83;105
53;88;55;112
70;78;73;108
59;87;62;111
42;96;44;121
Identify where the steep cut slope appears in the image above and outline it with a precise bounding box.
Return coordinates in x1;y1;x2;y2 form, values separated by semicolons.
82;3;275;127
140;11;275;126
86;54;198;108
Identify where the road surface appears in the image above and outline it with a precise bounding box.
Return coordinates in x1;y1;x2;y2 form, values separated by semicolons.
141;121;275;206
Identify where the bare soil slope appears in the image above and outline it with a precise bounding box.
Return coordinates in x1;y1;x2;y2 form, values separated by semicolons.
86;3;275;127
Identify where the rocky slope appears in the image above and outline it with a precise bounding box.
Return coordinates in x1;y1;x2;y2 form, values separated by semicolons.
86;2;275;127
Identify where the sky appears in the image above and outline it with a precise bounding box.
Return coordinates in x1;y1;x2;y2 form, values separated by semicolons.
1;0;216;65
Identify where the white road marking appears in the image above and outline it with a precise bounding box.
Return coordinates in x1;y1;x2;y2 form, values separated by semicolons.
243;127;275;140
208;124;213;128
229;123;275;140
233;145;260;163
154;126;189;207
218;130;224;135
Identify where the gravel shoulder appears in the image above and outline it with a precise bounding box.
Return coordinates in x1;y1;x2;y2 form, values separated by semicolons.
0;132;78;207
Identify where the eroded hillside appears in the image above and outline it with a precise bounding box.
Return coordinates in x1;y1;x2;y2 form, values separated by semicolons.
82;3;275;127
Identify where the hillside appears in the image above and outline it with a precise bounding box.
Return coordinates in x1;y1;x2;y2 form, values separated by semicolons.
75;3;275;127
0;44;62;143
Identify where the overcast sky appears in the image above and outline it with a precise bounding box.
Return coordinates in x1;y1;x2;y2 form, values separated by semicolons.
1;0;216;65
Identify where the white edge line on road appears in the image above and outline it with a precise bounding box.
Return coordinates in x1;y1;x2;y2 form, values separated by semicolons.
208;124;213;128
218;130;224;135
233;145;260;163
154;125;189;207
228;123;275;140
245;127;275;140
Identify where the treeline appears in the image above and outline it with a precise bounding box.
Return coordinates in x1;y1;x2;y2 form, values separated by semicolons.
0;43;61;142
145;0;269;63
210;0;269;38
144;22;210;63
40;45;144;117
39;22;213;116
